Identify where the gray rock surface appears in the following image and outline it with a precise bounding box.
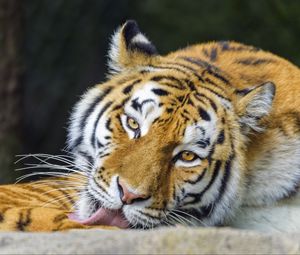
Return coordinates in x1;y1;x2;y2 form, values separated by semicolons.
0;227;299;254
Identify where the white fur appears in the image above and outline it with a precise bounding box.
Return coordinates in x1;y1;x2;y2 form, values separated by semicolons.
173;110;243;226
107;29;153;75
244;137;300;206
107;28;122;75
240;82;274;132
122;81;163;139
68;87;101;150
173;109;217;168
229;192;300;233
131;33;150;44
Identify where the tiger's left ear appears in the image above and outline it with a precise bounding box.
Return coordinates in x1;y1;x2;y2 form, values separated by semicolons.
234;82;276;133
107;20;158;75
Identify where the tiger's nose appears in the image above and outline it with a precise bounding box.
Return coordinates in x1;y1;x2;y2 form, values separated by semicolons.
117;177;149;205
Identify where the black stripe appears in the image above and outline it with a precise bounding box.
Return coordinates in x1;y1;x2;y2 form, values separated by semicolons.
184;160;222;205
218;41;260;52
97;140;104;148
235;57;274;66
70;87;112;150
217;130;225;144
193;93;208;107
180;112;190;122
202;48;209;57
177;96;185;102
131;98;155;112
70;137;83;151
151;75;185;90
166;108;173;113
206;69;230;85
199;86;230;101
187;98;198;107
206;97;218;112
149;64;191;78
163;62;205;83
122;79;141;94
196;138;210;148
152;88;170;96
99;153;110;158
80;87;112;131
105;118;113;132
199;203;214;218
186;168;207;185
181;56;230;86
198;107;211;121
150;62;205;84
53;213;68;223
56;187;76;206
180;56;219;71
186;80;196;91
209;47;218;62
113;97;130;111
16;209;32;231
199;160;221;196
90;184;111;200
215;154;234;204
91;102;112;148
138;211;160;220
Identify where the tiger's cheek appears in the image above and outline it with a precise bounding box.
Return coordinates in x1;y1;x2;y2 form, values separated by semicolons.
175;159;208;183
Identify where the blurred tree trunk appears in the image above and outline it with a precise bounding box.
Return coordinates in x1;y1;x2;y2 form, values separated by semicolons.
0;0;23;184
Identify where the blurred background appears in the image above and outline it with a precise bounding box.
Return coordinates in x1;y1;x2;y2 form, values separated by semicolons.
1;0;300;184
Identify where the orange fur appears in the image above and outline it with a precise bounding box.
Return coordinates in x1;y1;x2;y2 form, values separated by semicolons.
1;21;299;231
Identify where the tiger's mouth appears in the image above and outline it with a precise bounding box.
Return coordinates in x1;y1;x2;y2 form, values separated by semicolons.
68;208;129;229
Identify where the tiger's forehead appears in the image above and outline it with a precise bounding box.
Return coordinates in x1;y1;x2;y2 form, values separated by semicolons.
122;80;218;140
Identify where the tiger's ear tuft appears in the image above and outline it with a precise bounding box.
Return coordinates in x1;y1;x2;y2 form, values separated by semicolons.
108;20;158;75
235;82;275;133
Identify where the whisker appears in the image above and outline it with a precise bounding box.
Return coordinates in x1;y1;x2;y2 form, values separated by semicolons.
31;180;86;187
172;209;207;226
61;149;95;169
167;212;184;226
15;171;85;184
42;194;76;209
15;153;92;173
15;166;87;179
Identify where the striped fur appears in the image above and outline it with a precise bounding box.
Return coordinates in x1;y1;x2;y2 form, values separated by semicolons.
0;177;116;231
1;20;300;231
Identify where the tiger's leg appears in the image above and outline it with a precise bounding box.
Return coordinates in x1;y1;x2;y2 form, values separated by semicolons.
0;179;116;231
0;206;117;231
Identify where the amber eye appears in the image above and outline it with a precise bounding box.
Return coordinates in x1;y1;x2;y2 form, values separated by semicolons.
180;151;197;162
127;116;139;130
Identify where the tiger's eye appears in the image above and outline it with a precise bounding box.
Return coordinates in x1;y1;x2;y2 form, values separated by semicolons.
127;117;139;130
181;151;196;161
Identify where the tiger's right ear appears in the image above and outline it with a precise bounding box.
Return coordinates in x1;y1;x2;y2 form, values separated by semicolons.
107;20;159;75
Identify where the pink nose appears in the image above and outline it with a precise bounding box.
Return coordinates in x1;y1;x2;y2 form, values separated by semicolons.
117;178;148;205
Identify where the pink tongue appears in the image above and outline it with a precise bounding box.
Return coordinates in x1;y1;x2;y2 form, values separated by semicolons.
68;208;129;229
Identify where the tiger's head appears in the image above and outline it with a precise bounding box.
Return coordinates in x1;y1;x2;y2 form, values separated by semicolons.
67;21;275;228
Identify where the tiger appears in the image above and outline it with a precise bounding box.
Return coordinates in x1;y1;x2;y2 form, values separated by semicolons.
0;20;299;232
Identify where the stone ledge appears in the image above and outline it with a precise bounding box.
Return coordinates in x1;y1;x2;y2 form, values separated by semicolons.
0;227;299;254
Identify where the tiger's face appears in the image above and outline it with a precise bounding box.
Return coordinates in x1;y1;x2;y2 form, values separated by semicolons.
67;21;275;228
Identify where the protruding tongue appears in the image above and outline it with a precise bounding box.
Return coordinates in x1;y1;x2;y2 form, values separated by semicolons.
69;208;129;229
